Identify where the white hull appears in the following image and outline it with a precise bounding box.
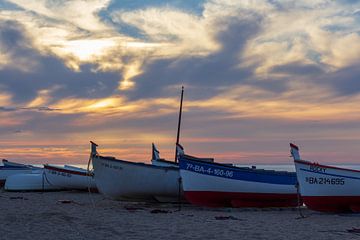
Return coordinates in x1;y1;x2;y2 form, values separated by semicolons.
44;165;97;190
290;142;360;212
0;160;41;186
295;160;360;197
0;169;40;184
4;172;62;191
294;160;360;212
92;155;182;202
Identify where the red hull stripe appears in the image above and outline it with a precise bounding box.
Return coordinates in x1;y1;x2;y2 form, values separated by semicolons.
44;165;89;176
295;160;360;173
0;179;5;187
184;191;300;208
303;196;360;213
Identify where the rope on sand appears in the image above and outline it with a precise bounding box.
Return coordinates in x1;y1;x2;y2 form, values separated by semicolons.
175;177;182;212
87;153;96;208
296;182;306;219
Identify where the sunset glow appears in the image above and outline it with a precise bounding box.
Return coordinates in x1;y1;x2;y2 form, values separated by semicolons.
1;0;360;165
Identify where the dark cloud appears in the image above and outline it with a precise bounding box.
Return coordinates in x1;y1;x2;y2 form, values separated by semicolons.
0;20;121;104
318;65;360;96
270;62;324;76
0;106;17;112
0;106;60;112
126;16;274;100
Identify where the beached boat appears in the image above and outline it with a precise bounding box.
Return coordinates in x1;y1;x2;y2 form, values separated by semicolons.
44;164;97;191
179;149;300;208
290;143;360;212
91;142;183;202
0;159;41;187
4;171;63;191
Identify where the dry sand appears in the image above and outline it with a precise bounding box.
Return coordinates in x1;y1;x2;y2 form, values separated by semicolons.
1;189;360;240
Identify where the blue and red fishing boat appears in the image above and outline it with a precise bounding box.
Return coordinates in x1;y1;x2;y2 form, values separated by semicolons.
178;148;300;208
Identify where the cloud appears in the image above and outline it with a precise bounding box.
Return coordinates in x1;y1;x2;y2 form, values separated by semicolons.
6;0;112;32
0;106;17;112
120;14;263;100
270;62;324;76
243;0;360;74
114;7;218;55
317;65;360;96
1;0;360;164
0;20;121;104
0;20;39;72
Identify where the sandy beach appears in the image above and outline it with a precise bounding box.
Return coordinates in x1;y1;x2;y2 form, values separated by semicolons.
0;190;360;240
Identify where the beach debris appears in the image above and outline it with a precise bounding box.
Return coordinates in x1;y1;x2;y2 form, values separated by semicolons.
124;206;144;212
57;199;82;205
347;228;360;234
215;215;241;220
9;196;28;200
150;209;171;214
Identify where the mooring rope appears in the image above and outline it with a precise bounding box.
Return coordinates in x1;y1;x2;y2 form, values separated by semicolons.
296;182;306;218
87;153;96;208
177;177;182;211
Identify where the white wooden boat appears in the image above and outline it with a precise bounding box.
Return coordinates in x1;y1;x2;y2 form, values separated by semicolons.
44;164;97;191
4;172;62;191
179;146;299;208
0;159;41;187
291;143;360;212
91;142;182;202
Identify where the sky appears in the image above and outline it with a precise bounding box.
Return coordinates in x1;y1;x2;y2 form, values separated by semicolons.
1;0;360;165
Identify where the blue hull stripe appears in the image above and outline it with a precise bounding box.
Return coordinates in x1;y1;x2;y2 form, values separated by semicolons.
299;168;360;180
179;157;297;185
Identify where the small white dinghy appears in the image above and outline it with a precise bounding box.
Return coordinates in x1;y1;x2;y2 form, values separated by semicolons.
4;171;62;191
44;164;97;191
91;141;182;202
0;159;41;187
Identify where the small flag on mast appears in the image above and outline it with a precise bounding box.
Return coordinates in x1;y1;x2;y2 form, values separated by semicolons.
152;143;160;160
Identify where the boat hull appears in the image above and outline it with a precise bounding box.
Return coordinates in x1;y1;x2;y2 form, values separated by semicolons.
185;191;299;208
179;155;299;208
92;155;183;202
0;160;41;187
4;172;62;191
295;160;360;212
44;165;97;191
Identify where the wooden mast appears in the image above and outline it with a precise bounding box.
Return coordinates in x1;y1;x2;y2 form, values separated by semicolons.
175;86;184;162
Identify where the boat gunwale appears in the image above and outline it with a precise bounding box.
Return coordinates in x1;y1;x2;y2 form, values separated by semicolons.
152;158;178;166
294;159;360;174
93;154;179;170
180;154;296;176
44;164;91;177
